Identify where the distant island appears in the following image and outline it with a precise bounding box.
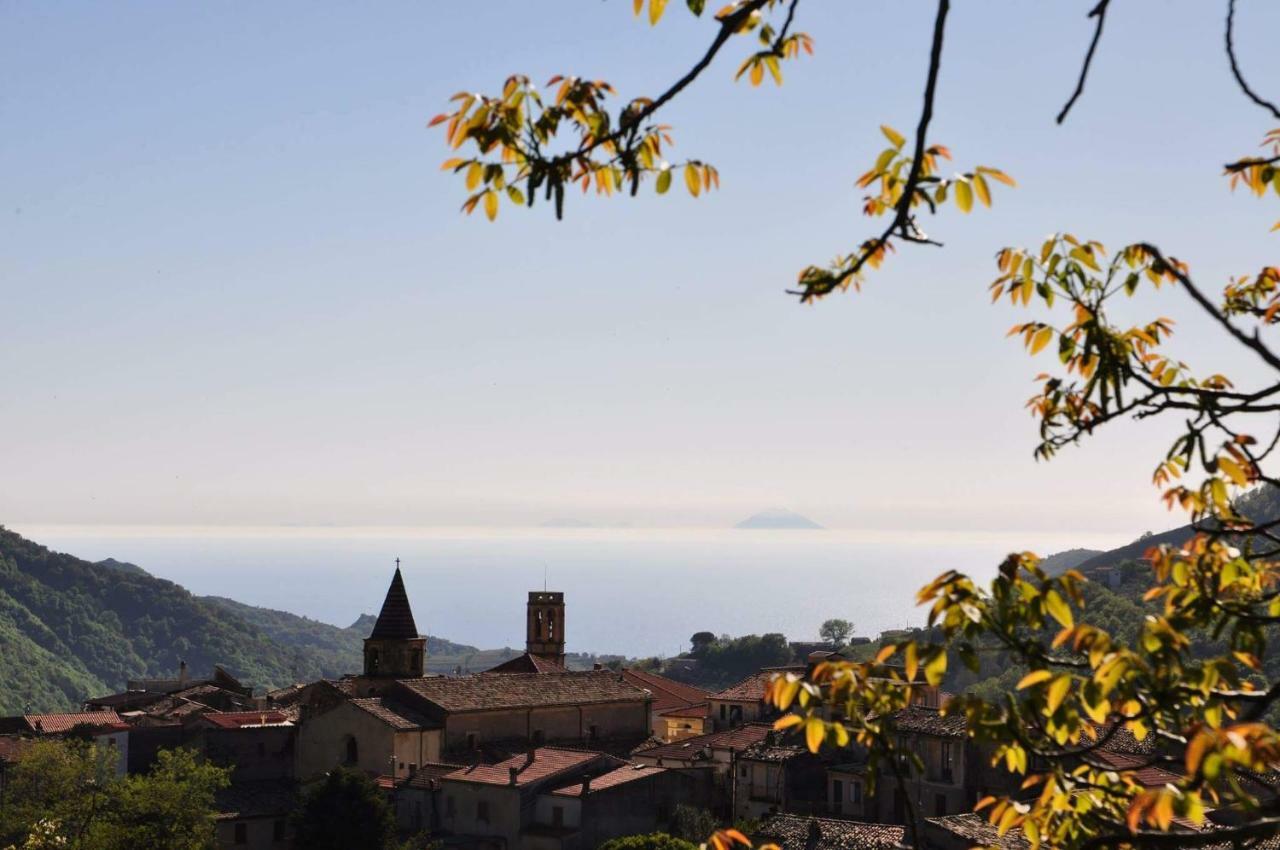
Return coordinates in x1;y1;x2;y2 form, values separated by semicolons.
734;509;824;530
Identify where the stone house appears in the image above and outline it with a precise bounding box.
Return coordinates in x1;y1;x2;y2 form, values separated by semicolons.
295;696;441;781
707;666;804;730
620;668;711;741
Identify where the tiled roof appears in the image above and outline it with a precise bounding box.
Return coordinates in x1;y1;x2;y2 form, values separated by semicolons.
658;702;711;719
550;764;667;797
739;741;807;763
756;815;905;850
369;567;420;640
711;666;805;702
398;671;647;713
24;712;126;735
927;814;1029;850
892;705;967;739
201;711;293;729
1095;749;1183;788
215;779;297;821
486;653;568;674
349;698;437;730
1094;721;1158;756
621;670;709;712
442;747;612;787
634;723;772;762
405;762;467;789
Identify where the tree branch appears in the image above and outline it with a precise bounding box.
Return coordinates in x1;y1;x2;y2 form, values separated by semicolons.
1225;0;1280;121
1057;0;1112;124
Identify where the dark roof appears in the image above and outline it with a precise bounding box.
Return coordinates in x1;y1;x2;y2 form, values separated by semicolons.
404;762;467;789
486;653;568;674
349;698;437;731
634;723;772;762
369;567;419;641
927;814;1029;850
892;705;967;739
215;779;297;821
622;669;709;712
740;740;807;763
756;815;905;850
397;671;647;713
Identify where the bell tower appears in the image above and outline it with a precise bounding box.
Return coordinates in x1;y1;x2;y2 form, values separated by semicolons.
526;591;565;667
363;561;426;679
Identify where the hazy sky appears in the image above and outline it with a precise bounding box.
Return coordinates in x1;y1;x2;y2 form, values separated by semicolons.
4;1;1279;539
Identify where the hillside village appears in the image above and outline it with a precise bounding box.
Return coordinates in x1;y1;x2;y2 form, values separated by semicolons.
0;561;1209;850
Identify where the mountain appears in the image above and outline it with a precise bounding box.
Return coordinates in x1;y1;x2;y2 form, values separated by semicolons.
734;509;824;530
0;526;488;713
1039;547;1104;576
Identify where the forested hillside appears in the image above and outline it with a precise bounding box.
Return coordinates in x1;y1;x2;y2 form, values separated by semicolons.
0;527;486;712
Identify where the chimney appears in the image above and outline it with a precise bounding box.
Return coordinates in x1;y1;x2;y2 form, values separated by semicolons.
593;662;603;671
526;749;536;765
581;775;591;795
508;766;519;786
178;660;188;687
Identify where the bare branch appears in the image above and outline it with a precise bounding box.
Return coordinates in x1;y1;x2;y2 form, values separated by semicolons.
1057;0;1112;124
1226;0;1280;121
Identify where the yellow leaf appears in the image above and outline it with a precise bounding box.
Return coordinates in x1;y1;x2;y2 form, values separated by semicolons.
466;162;483;191
1046;675;1072;714
880;125;905;149
1029;326;1053;355
955;179;973;213
805;717;824;753
904;642;918;684
924;649;946;686
1016;670;1053;690
440;157;465;171
684;164;701;197
649;0;668;25
1218;456;1249;486
483;190;498;221
1044;590;1073;628
774;714;804;730
973;173;992;208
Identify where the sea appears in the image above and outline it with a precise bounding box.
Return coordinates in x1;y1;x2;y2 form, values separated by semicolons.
11;525;1127;659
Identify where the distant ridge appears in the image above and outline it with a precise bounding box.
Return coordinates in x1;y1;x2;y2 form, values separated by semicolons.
735;509;824;530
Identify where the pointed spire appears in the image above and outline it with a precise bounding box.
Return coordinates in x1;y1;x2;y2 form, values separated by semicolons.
369;564;419;640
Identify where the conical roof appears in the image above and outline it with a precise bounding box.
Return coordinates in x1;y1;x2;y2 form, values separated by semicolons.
369;567;420;640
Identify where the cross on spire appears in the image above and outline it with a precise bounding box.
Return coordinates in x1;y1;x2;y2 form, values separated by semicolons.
395;557;401;570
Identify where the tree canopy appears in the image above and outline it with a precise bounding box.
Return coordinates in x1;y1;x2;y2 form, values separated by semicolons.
290;768;397;850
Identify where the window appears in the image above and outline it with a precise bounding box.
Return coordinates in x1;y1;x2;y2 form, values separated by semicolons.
344;736;358;765
719;705;727;720
234;822;247;845
588;724;599;741
467;733;478;750
935;793;947;816
940;742;954;782
477;800;490;823
446;796;456;818
832;779;843;806
273;820;286;842
409;763;417;774
851;782;862;804
552;806;564;827
368;648;380;674
532;729;544;745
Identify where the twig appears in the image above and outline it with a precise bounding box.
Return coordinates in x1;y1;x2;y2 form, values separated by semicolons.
1226;0;1280;121
1057;0;1112;124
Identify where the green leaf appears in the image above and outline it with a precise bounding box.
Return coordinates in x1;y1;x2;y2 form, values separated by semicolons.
686;0;705;13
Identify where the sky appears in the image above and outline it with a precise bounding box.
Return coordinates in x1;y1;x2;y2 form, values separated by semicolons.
4;1;1280;540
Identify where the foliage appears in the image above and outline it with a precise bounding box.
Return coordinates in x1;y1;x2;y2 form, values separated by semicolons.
599;833;698;850
678;633;792;689
669;805;718;845
818;618;853;646
0;741;228;850
290;768;397;850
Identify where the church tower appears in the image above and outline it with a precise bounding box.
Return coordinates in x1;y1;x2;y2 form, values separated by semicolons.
526;591;566;667
363;563;426;678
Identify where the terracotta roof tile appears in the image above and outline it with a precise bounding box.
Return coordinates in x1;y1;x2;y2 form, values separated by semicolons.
215;779;297;821
405;762;467;789
349;698;437;731
634;723;772;762
621;670;709;713
398;671;646;713
756;815;905;850
928;814;1029;849
550;764;667;797
23;712;126;735
486;653;568;674
442;747;613;787
658;702;711;719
